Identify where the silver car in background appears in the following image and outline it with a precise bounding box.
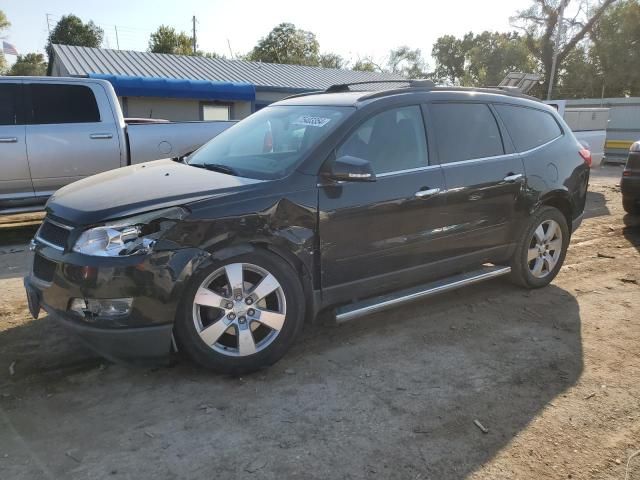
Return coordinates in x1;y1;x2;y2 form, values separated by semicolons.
0;77;234;214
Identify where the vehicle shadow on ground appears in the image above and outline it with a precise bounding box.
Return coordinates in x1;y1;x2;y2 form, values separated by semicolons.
0;280;583;479
583;190;610;219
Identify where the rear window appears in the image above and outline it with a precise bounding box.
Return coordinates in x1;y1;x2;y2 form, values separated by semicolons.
0;83;18;126
28;84;100;124
494;105;562;152
430;103;504;163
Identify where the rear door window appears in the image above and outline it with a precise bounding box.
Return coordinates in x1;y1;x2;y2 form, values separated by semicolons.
27;84;100;124
494;104;562;152
430;103;504;164
0;83;20;125
336;105;428;174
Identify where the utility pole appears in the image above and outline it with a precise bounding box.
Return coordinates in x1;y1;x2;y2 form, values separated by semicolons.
114;26;120;50
192;16;197;54
547;0;568;100
45;13;52;35
227;39;234;59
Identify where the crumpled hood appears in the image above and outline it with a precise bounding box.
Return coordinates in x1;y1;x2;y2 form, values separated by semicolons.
46;159;263;225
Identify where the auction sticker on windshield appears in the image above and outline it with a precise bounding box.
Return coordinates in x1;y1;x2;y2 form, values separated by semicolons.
292;116;332;127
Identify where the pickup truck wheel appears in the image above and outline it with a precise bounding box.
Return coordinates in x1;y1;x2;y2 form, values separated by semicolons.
174;250;305;374
510;206;570;289
623;197;640;215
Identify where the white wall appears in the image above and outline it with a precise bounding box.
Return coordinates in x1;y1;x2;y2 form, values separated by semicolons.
124;97;201;121
122;97;254;121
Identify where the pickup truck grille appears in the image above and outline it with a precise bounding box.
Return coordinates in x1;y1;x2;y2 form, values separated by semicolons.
33;253;57;282
36;218;72;250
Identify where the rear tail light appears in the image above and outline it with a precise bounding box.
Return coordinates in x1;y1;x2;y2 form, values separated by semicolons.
579;148;592;168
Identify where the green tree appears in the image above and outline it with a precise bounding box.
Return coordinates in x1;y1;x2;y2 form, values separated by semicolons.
0;10;10;73
46;14;103;62
464;31;536;86
387;46;428;78
248;23;320;66
149;25;193;55
511;0;617;97
431;35;466;84
432;32;535;87
352;58;379;72
8;53;47;76
319;52;345;69
589;0;640;96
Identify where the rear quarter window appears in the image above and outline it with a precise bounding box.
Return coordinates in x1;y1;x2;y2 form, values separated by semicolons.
494;104;562;152
28;84;100;125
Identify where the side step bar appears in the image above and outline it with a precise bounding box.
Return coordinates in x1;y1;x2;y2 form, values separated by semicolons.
335;265;511;323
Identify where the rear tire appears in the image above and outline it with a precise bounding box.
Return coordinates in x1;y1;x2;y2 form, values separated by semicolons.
510;206;570;289
174;249;305;375
623;197;640;215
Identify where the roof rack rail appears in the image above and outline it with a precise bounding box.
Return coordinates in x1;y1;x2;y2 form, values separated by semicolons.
325;79;435;93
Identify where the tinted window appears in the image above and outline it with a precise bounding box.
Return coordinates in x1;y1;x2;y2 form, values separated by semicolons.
28;84;100;124
495;104;562;152
0;84;18;126
430;103;504;163
337;105;428;174
188;105;351;180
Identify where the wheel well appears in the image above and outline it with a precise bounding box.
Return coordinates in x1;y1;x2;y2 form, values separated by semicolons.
541;195;572;228
253;242;316;319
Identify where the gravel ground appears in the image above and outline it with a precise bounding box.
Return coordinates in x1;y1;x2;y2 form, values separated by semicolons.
0;166;638;480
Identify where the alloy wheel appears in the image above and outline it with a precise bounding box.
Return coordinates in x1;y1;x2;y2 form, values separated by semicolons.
527;219;563;279
192;263;287;357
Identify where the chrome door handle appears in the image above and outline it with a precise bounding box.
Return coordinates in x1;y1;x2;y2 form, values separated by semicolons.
90;133;113;139
0;137;18;143
415;187;441;198
503;173;524;183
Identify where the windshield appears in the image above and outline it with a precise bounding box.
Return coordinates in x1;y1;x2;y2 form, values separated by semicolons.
187;105;353;180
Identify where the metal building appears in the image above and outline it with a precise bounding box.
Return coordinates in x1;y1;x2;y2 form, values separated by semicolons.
49;45;404;122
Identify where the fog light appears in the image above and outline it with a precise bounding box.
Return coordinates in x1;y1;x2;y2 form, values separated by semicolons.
69;298;133;317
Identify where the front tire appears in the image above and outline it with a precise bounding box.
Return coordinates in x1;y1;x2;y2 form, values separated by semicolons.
623;196;640;215
174;249;305;374
510;206;570;289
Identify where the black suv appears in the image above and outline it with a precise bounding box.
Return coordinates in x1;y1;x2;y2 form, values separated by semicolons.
622;141;640;215
24;82;590;374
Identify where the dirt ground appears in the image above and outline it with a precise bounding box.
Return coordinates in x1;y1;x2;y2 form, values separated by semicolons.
0;166;638;480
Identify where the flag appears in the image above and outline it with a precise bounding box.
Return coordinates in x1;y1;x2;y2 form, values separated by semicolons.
2;41;18;55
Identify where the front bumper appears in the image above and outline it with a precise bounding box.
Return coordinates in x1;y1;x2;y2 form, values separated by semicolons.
24;241;205;363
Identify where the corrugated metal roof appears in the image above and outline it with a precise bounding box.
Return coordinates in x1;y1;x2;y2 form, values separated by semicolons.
52;44;406;92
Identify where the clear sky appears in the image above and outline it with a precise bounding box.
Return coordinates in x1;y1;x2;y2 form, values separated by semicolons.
3;0;533;66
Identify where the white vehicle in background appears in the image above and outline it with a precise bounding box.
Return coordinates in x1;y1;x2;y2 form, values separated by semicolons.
0;77;234;214
545;100;609;168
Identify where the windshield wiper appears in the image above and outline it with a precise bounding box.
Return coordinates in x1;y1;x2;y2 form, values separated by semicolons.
191;163;239;176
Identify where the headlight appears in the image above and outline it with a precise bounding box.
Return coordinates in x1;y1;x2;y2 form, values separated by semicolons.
631;141;640;153
73;207;188;257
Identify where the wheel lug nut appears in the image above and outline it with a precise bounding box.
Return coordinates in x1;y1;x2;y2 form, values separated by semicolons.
235;294;242;301
226;302;234;309
238;316;246;324
247;308;255;316
227;312;236;320
245;297;253;305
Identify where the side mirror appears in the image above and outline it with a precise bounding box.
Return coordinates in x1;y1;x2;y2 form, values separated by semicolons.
327;156;376;182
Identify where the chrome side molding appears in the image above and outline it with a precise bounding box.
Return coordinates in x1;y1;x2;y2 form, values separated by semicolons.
335;265;511;323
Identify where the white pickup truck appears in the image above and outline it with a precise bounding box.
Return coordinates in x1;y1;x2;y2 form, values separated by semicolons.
0;76;234;214
545;100;610;168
